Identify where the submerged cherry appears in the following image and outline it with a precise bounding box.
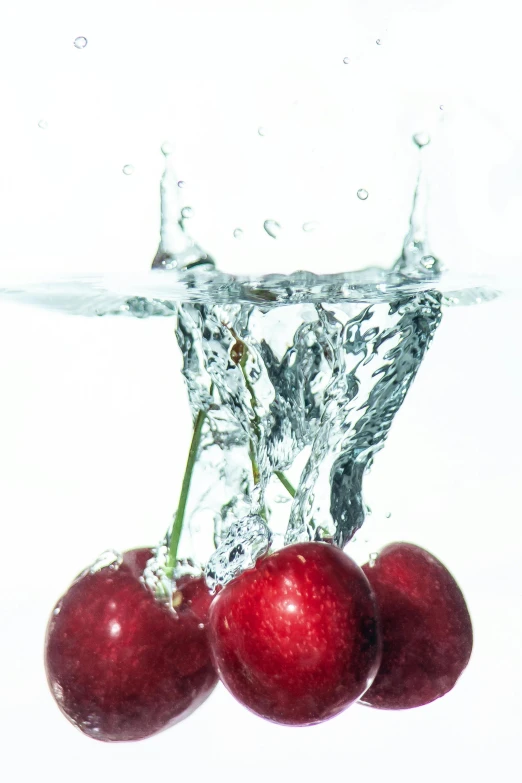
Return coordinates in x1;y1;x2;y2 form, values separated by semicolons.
45;548;217;742
360;542;473;710
208;541;381;726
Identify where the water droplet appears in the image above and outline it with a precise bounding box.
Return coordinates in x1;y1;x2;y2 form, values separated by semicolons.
161;141;174;157
38;119;48;130
181;206;193;219
420;254;438;270
263;219;281;239
413;132;431;149
258;127;267;137
385;511;392;519
122;164;134;176
73;36;88;49
439;104;444;111
274;494;291;504
357;188;369;201
376;39;382;45
53;606;61;616
302;221;319;232
369;552;378;568
343;57;351;64
233;228;244;239
177;180;186;189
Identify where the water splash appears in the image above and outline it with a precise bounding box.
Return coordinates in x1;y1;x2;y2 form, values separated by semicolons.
151;150;214;271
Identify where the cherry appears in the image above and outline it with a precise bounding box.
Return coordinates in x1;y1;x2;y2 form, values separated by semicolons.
360;542;473;710
208;542;381;726
45;548;217;742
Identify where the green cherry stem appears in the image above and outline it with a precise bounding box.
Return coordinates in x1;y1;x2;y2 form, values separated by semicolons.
165;384;214;578
274;470;296;498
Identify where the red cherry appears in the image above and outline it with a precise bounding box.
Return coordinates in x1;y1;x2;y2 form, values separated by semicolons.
208;542;381;726
360;542;473;710
45;548;217;742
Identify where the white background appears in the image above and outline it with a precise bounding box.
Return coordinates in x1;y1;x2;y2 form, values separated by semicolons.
0;2;521;782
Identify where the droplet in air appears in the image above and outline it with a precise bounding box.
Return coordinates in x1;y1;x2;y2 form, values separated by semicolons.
233;228;244;239
38;119;48;130
357;188;369;201
439;105;444;111
181;206;193;219
369;552;378;568
122;164;135;176
385;511;392;519
258;127;267;137
73;36;88;49
177;180;186;189
161;141;174;157
302;221;319;232
376;39;382;45
343;57;350;64
263;219;281;239
413;132;431;149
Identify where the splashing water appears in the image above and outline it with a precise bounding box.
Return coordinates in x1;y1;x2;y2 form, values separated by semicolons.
0;137;499;589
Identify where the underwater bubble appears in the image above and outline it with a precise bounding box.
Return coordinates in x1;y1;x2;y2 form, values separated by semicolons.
233;228;244;239
439;105;444;111
302;221;319;232
413;132;431;149
73;36;88;49
181;206;193;219
258;127;267;137
122;164;135;176
357;189;369;201
385;511;392;519
263;219;281;239
38;119;48;130
421;255;438;270
177;180;186;189
376;39;382;45
343;57;351;64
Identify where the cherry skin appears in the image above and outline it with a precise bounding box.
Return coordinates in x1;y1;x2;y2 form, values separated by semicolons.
208;541;381;726
360;542;473;710
45;548;217;742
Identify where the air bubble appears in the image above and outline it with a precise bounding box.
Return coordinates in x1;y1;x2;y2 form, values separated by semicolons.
357;188;369;201
73;36;88;49
181;206;193;219
89;550;123;574
38;119;48;130
302;221;319;232
263;219;281;239
177;181;186;189
413;132;431;149
122;164;134;176
233;228;244;239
